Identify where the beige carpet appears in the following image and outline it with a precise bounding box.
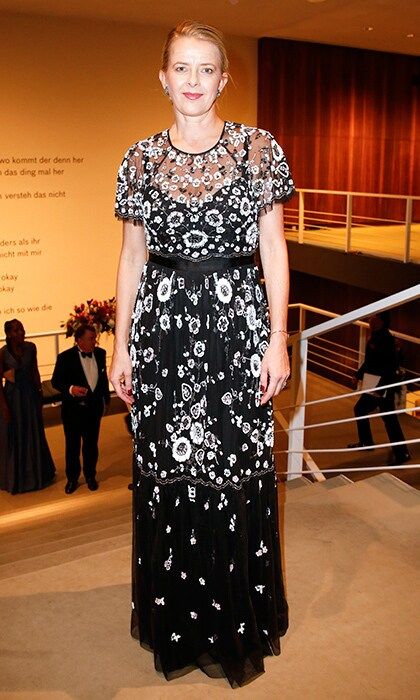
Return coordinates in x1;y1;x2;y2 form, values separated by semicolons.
0;473;419;699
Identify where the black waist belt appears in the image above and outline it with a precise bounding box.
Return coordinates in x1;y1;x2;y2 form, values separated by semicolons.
148;252;255;273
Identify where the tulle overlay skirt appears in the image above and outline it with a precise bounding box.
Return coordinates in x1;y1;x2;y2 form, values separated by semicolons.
129;259;288;687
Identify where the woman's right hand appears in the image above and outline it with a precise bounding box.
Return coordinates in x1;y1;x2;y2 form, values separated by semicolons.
110;348;134;405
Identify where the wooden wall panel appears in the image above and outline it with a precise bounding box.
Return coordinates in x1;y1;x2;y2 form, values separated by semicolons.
258;40;420;221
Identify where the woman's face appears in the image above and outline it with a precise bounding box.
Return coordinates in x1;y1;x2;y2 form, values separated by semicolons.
7;321;25;345
159;36;228;118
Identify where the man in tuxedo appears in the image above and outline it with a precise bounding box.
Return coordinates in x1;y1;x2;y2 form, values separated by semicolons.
52;324;110;493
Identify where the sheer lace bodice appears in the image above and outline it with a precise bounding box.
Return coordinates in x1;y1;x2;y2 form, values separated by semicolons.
115;121;294;261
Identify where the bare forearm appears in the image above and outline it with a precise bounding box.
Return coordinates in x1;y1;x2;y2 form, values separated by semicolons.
110;223;146;403
258;206;291;404
115;250;146;350
260;234;289;333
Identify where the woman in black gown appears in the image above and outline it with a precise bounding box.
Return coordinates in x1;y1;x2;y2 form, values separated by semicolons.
0;319;55;493
110;21;294;687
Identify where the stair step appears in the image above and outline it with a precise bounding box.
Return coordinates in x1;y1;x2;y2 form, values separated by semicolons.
0;521;131;565
283;476;314;502
0;486;131;533
318;475;353;490
285;476;313;490
0;509;130;548
284;474;353;503
285;473;420;537
360;472;420;506
0;534;130;581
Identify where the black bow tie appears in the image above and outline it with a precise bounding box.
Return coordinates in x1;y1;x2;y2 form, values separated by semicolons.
80;351;93;358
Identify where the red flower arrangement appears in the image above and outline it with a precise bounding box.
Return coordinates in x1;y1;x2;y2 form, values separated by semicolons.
62;298;116;338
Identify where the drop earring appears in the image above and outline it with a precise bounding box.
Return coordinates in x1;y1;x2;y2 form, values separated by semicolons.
217;89;221;98
164;86;169;96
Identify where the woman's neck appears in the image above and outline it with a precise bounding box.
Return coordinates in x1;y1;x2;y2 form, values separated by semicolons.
169;112;224;153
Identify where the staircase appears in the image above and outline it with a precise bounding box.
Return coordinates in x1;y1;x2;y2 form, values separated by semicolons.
0;473;418;582
0;488;131;581
0;474;419;698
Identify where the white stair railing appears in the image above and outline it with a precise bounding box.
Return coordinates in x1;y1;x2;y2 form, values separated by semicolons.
284;284;420;480
284;188;420;263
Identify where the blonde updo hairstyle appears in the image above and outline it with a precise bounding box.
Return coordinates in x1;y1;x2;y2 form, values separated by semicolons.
161;20;229;76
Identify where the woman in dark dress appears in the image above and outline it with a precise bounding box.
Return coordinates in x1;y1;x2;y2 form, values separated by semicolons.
0;319;55;493
110;21;294;687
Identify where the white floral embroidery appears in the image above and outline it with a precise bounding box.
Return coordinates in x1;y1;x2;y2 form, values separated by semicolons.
250;353;261;378
215;277;233;303
164;548;173;570
190;422;204;445
159;313;170;331
246;305;257;330
255;540;268;557
157;277;172;302
172;437;191;463
193;341;205;357
218;492;228;510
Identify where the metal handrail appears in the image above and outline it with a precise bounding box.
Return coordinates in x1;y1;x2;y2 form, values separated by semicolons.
312;336;360;356
279;376;420;411
297;286;420;342
285;284;420;480
278;404;419;431
286;187;419;262
309;343;359;364
295;188;420;199
288;300;420;345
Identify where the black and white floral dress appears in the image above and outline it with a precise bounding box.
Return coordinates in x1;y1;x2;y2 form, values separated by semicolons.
115;121;294;688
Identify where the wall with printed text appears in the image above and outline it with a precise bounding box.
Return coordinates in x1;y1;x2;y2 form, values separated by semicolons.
0;13;257;374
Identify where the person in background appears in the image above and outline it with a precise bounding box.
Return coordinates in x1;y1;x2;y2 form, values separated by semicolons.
348;311;410;466
0;319;55;494
52;324;110;494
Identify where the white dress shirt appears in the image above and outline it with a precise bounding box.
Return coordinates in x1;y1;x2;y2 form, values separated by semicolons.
78;350;98;392
69;349;99;396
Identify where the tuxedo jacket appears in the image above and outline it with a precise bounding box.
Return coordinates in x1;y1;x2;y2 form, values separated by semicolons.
51;346;110;413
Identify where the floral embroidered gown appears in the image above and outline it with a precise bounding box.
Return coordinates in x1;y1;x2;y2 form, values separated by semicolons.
115;121;295;687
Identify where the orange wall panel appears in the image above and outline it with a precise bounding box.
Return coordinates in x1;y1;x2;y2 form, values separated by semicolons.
0;13;257;360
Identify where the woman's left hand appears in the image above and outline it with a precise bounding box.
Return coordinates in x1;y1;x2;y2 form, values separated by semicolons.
260;336;290;405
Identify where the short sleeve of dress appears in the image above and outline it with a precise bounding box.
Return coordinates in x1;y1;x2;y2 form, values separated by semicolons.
114;143;144;225
249;129;295;216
